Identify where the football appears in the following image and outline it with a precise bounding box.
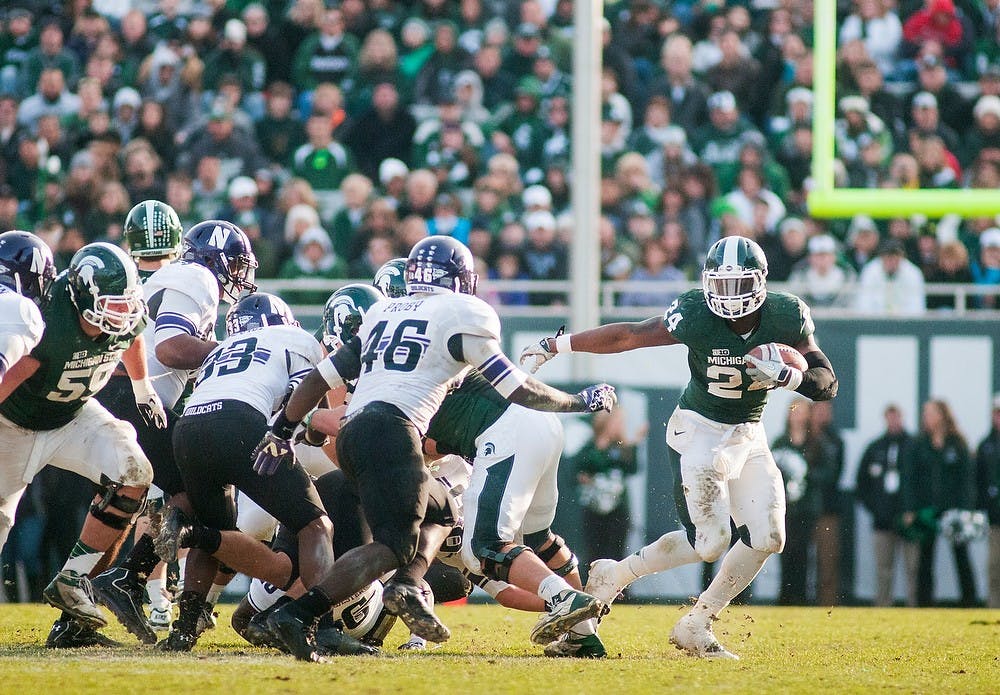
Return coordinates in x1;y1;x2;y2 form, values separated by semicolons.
746;343;809;372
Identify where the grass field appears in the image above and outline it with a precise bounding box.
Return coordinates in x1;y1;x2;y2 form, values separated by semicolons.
0;602;997;694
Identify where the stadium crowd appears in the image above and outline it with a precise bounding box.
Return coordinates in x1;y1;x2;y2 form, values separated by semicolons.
0;0;999;310
0;0;999;613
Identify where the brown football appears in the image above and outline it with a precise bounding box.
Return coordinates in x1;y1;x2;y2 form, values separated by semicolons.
746;343;809;371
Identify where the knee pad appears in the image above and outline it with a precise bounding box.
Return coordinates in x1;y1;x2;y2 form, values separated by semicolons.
90;475;145;530
695;526;731;563
525;530;579;577
477;542;531;582
424;561;473;603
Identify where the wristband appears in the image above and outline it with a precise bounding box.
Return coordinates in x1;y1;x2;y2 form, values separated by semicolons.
555;333;573;354
131;377;156;400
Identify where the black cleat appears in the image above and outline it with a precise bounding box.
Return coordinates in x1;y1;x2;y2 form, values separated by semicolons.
315;626;379;656
244;609;289;651
46;618;122;648
382;577;450;643
266;602;325;662
154;627;197;652
153;506;193;563
92;567;157;645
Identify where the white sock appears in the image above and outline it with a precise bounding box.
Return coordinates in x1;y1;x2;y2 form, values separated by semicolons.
62;541;103;577
568;617;598;637
177;556;186;592
537;574;574;604
147;578;170;609
692;543;771;620
618;530;701;586
408;634;426;645
206;583;226;607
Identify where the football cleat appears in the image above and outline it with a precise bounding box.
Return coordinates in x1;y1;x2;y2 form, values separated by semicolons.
584;559;629;606
92;567;158;644
315;625;379;656
398;635;427;651
154;627;197;652
669;612;740;660
43;571;107;628
543;632;608;659
196;605;217;636
45;618;121;648
530;590;607;645
154;506;193;563
382;577;451;643
149;606;172;631
266;602;325;662
244;609;289;651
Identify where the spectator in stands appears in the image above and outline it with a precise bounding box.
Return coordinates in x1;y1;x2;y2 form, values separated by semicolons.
839;0;903;77
975;394;1000;608
926;240;974;310
856;238;927;314
181;101;269;183
902;0;974;72
140;46;198;135
857;404;913;607
472;43;515;111
725;166;786;231
705;29;760;117
343;82;416;183
349;233;395;278
16;68;81;126
809;400;846;606
914;134;960;188
81;179;129;243
649;34;709;134
254;82;303;171
20;20;80;96
788;234;856;308
122;141;166;204
244;3;292;87
427;192;471;244
619;237;685;308
835;95;894;172
907;91;961;157
277;225;346;304
293;7;358;93
326;173;372;261
909;54;971;134
905;399;978;606
692;90;760;171
414;21;472;107
218;174;277;245
398;168;438;221
971;227;1000;308
292;109;354;222
203;19;266;107
522;209;567;305
962;95;1000;167
496;76;548;181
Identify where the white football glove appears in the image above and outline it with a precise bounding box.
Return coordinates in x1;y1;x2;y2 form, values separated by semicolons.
519;325;564;374
132;378;168;429
744;343;803;392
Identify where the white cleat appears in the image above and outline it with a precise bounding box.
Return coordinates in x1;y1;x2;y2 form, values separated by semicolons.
669;612;740;661
583;559;628;606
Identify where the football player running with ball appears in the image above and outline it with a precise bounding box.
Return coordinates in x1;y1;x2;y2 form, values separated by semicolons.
255;236;617;662
0;242;166;639
521;235;838;660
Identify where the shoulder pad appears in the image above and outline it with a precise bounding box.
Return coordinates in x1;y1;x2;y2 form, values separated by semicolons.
452;294;501;342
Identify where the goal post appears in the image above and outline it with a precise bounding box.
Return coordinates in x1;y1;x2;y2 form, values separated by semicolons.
807;0;1000;218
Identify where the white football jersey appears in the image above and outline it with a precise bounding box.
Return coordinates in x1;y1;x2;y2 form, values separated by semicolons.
142;262;220;408
0;285;43;373
346;292;501;433
186;324;323;418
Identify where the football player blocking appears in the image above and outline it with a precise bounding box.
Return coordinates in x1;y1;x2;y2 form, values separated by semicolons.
254;236;618;661
522;235;838;660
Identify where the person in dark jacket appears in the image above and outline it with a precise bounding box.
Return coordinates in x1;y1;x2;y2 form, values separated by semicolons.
901;398;977;606
342;81;417;182
857;404;914;606
975;394;1000;608
808;400;846;606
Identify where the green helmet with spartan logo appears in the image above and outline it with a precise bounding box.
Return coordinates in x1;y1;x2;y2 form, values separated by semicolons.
702;235;768;319
67;242;145;336
124;200;183;260
321;283;384;351
372;257;408;298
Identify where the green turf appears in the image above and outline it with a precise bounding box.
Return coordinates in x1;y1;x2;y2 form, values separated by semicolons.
0;603;997;694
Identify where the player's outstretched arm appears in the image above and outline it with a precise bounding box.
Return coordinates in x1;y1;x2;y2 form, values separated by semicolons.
155;333;218;370
520;316;677;373
457;334;616;414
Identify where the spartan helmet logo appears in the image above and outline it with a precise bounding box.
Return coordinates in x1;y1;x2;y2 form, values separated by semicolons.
374;264;401;294
76;255;106;294
331;296;358;333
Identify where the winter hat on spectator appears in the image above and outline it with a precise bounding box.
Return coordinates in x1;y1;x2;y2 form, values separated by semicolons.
878;238;905;256
225;19;247;44
525;210;556;232
913;92;938;110
228;176;258;199
918;54;943;71
974;95;1000;120
708;91;737;112
70;150;94;171
113;87;141;111
786;87;813;106
522;185;552;210
601;101;628;123
662;125;687;147
379;158;409;185
808;234;837;255
980;227;1000;249
516;22;541;39
839;95;869;115
848;214;878;240
515;76;543;100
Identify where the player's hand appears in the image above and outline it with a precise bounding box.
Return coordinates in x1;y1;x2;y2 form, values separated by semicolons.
578;383;617;413
252;432;295;476
519;325;564;374
744;345;802;391
132;379;167;428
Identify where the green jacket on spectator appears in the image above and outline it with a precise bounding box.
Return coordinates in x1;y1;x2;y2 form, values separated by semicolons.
293;32;359;91
690;118;758;171
292;141;354;194
716;159;791;199
202;46;267;93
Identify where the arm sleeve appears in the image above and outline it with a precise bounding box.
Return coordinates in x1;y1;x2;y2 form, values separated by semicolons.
794;350;838;401
154;288;210;344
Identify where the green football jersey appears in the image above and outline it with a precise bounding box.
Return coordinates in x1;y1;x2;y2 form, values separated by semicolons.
425;370;510;460
664;289;813;424
0;275;146;430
